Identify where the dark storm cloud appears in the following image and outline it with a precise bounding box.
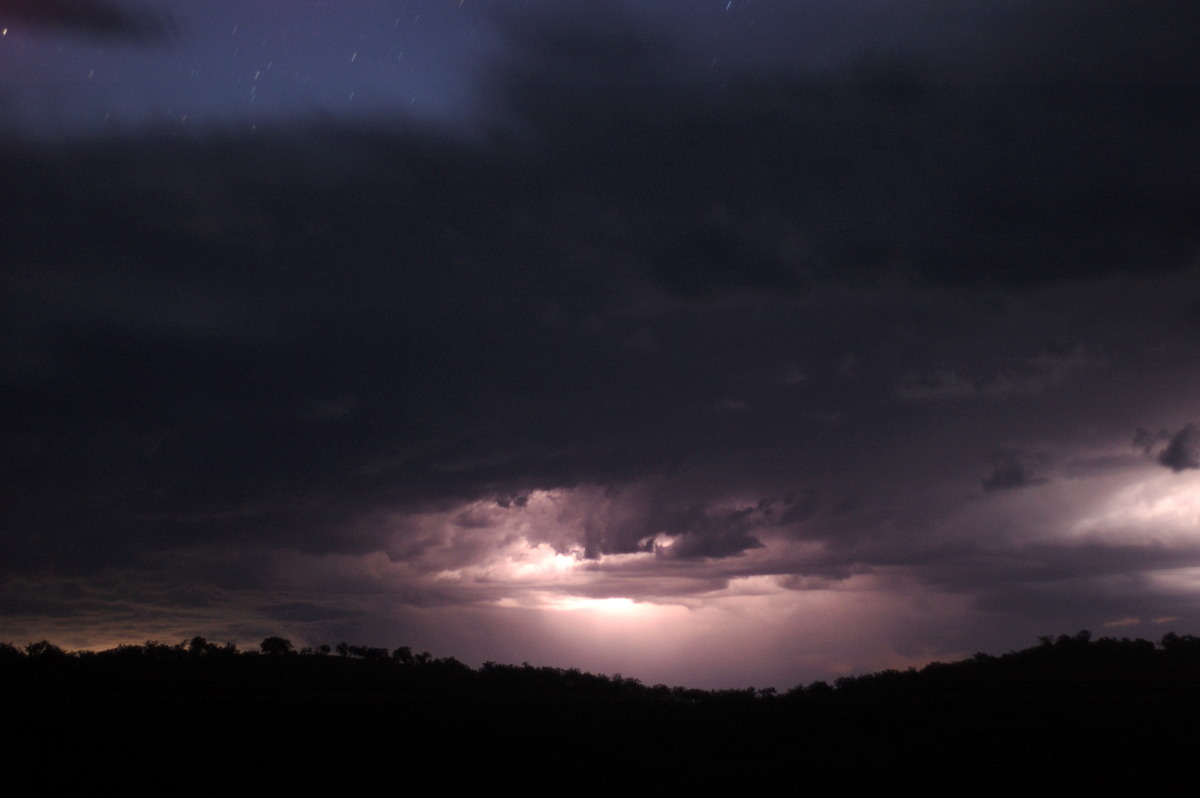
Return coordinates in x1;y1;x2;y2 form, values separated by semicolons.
897;345;1099;402
1158;424;1200;472
497;4;1199;292
0;0;168;41
621;500;768;561
777;491;819;526
981;451;1049;492
650;221;804;299
1134;428;1173;456
262;602;357;623
990;0;1200;84
4;0;1200;675
1134;424;1200;473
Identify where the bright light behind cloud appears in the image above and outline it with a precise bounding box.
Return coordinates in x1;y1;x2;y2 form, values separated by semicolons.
385;464;1200;687
1075;470;1200;545
329;485;982;686
544;596;641;613
20;463;1200;689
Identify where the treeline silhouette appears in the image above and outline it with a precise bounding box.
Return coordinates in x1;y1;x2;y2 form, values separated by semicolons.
7;629;1200;699
6;631;1200;792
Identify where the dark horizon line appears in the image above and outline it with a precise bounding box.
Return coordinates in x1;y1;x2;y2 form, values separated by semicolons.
9;628;1200;697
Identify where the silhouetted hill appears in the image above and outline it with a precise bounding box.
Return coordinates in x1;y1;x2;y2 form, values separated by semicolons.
5;631;1200;792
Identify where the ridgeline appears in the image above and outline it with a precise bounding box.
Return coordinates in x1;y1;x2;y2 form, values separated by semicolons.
5;631;1199;791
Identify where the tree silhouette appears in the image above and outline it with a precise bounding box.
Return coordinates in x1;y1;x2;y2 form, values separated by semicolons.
25;640;66;658
260;636;295;656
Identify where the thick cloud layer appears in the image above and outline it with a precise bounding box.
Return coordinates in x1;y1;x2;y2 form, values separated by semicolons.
0;0;167;40
1158;425;1200;472
3;1;1200;686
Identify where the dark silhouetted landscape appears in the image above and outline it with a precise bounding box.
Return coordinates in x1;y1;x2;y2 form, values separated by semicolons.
6;630;1200;792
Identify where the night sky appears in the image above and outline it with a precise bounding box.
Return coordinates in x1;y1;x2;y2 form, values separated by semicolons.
3;0;1200;689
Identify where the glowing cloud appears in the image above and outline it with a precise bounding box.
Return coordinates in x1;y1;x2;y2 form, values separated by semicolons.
1074;471;1200;546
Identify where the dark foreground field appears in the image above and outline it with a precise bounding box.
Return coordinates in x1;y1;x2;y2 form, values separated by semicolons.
5;633;1200;793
